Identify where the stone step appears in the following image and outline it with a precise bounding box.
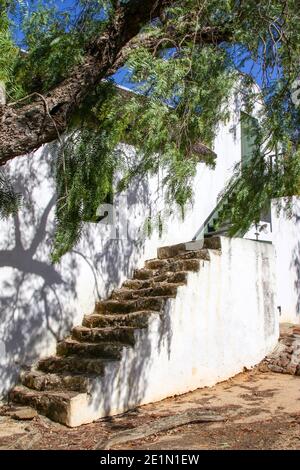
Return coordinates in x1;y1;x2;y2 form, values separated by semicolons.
57;338;127;360
157;242;187;259
164;259;201;273
122;271;188;290
38;356;109;375
21;370;90;393
133;268;155;280
145;252;209;270
144;259;170;270
157;237;221;259
133;259;200;279
83;311;156;329
72;326;136;346
95;297;168;315
111;283;178;301
175;249;210;261
203;236;221;250
148;250;210;267
9;385;77;425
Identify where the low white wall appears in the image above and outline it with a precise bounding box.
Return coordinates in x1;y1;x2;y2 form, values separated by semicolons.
67;237;279;426
271;197;300;324
0;97;242;398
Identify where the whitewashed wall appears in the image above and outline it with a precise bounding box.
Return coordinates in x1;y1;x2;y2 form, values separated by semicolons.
0;94;243;398
271;197;300;324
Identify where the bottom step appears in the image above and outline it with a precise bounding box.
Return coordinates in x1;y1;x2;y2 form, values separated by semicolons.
9;385;81;426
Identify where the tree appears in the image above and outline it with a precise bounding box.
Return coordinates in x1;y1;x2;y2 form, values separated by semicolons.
0;0;299;260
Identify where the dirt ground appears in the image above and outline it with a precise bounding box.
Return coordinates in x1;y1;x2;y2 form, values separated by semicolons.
1;369;300;450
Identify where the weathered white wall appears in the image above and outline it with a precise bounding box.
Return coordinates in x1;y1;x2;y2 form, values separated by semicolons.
271;197;300;324
65;237;279;426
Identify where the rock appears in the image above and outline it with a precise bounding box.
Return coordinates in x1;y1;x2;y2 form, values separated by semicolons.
259;326;300;376
258;362;269;372
286;364;298;375
268;364;284;373
11;407;38;421
279;355;290;367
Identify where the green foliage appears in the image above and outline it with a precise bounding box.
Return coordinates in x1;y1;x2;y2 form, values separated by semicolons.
11;1;110;97
52;128;120;262
0;0;300;259
219;147;300;235
0;2;20;96
94;44;233;210
51;82;124;261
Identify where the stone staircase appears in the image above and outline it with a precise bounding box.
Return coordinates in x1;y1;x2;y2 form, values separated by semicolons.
9;237;221;427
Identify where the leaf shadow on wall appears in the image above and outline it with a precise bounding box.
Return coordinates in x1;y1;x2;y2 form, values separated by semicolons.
0;146;79;396
0;145;156;398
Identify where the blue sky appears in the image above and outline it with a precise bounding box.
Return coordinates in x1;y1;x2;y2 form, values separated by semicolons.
112;48;281;91
11;0;91;47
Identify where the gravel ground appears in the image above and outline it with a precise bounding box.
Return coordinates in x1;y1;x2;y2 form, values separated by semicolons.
1;369;300;450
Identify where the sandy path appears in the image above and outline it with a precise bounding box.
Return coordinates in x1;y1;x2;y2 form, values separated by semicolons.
1;370;300;450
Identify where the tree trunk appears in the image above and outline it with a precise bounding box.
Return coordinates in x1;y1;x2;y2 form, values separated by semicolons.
0;1;171;165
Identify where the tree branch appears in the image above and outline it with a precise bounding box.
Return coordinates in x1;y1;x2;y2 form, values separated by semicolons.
109;25;233;75
0;0;172;165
